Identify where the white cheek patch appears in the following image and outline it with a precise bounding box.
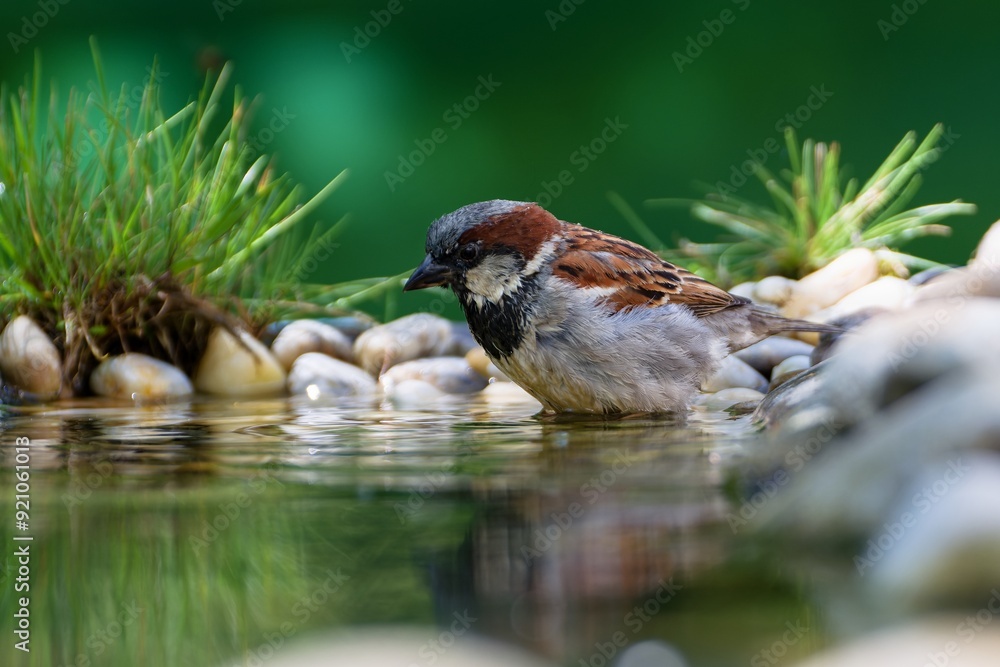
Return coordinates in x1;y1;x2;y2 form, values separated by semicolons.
464;254;523;303
523;239;557;276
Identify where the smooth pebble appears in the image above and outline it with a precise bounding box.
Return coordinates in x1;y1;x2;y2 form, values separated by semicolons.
379;357;488;395
0;315;62;398
705;387;764;410
90;353;193;399
271;319;354;370
770;354;811;382
287;352;377;399
194;327;286;397
782;248;879;318
735;336;815;375
752;276;796;306
353;313;455;375
702;355;768;393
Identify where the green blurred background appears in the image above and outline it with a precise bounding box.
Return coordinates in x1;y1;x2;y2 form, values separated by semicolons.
1;0;997;318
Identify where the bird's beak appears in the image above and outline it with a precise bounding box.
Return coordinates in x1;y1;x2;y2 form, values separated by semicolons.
403;255;453;291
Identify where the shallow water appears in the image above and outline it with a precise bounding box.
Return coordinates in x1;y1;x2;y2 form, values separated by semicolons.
0;395;831;666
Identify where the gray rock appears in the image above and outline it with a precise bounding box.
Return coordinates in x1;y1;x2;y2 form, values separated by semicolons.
809;308;885;365
867;453;1000;608
752;363;829;430
379;357;488;395
735;336;814;375
271;319;354;370
287;352;377;398
448;322;479;355
703;355;768;393
353;313;456;375
771;354;811;378
704;387;764;411
90;353;193;400
383;378;448;408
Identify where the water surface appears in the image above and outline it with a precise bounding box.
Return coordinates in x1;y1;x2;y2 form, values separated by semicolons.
0;395;830;666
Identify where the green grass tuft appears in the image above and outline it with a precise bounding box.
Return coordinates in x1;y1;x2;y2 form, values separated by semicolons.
0;40;390;391
624;125;976;285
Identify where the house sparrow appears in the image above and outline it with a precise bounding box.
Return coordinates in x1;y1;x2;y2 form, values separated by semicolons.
403;200;837;415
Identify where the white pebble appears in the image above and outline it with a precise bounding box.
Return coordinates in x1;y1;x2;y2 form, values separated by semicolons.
752;276;796;306
770;354;812;382
271;319;354;370
353;313;455;375
702;355;768;393
705;387;764;410
379;357;488;395
0;315;62;398
288;352;378;399
90;353;192;399
735;336;815;375
782;248;879;318
384;379;448;409
194;327;286;397
810;276;914;323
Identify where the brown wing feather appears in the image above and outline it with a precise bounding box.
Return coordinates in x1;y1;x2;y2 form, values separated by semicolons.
551;225;746;317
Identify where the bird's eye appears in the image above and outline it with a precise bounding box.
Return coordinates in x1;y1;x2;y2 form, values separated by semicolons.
458;243;479;262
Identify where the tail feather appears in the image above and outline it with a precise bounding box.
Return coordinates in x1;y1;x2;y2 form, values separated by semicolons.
749;306;842;337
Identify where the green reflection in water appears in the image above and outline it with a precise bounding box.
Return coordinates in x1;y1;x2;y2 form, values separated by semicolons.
0;398;825;667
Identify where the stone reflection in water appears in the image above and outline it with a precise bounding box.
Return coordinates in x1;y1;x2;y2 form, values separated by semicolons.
425;420;729;664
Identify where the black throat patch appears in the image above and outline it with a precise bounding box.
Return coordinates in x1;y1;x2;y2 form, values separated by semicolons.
455;277;538;360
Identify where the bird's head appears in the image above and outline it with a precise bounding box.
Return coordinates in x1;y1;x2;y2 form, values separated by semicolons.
403;200;561;308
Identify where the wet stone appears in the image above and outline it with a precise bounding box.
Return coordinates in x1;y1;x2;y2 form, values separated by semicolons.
90;353;193;400
271;319;355;370
379;357;488;395
704;387;764;411
353;313;456;376
194;327;286;397
288;352;377;399
0;315;62;399
703;355;768;393
734;336;815;375
782;248;879;319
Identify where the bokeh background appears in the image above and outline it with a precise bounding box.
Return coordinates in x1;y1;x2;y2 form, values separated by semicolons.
1;0;998;318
